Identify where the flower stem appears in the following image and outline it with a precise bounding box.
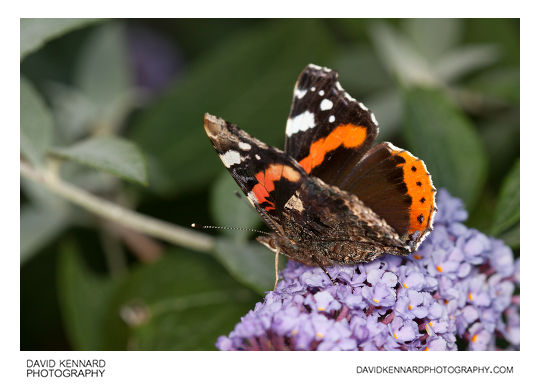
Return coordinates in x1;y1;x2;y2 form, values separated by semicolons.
20;160;215;253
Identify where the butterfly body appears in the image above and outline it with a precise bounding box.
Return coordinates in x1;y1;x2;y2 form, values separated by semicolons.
203;64;436;269
257;175;412;266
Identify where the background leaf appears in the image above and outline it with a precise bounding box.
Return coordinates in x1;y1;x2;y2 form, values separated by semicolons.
210;171;261;241
20;18;100;59
477;113;520;187
50;136;148;185
20;205;67;264
74;22;135;129
368;22;438;87
57;240;120;350
214;239;281;294
466;67;520;105
434;45;499;83
403;19;461;63
403;87;488;208
492;160;520;236
499;224;520;249
102;250;258;350
20;76;54;167
335;45;392;94
45;82;98;145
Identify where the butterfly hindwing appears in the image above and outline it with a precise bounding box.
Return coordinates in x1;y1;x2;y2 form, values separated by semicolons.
204;113;306;233
284;64;379;186
337;142;437;242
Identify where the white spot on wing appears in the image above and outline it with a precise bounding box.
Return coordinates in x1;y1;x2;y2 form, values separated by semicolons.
310;86;316;92
344;92;355;102
220;150;242;168
329;115;335;123
255;154;261;160
318;90;324;96
309;64;322;70
370;112;379;126
359;102;368;111
286;111;316;137
285;194;304;212
386;142;402;153
247;191;257;207
295;88;307;99
238;142;251;151
335;81;344;91
320;99;333;111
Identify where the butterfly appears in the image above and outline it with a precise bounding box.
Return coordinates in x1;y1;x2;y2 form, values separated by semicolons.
203;64;436;285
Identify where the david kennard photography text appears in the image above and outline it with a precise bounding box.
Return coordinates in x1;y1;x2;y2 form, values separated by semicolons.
27;359;106;378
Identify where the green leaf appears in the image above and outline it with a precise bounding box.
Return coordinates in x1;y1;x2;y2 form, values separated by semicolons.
371;21;496;87
60;161;119;195
214;239;281;294
210;171;261;241
57;240;120;350
492;160;520;236
20;204;67;264
403;19;462;63
102;250;258;350
478;113;519;183
334;44;393;94
368;22;438;87
363;89;402;141
463;19;518;66
21;18;100;59
74;22;134;126
45;82;98;145
466;67;520;105
466;189;497;234
403;87;488;208
20;76;54;167
499;223;519;249
130;20;336;195
434;45;499;83
50;136;148;185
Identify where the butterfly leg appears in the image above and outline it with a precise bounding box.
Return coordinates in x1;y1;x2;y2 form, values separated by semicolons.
311;254;336;285
273;248;280;290
320;265;336;286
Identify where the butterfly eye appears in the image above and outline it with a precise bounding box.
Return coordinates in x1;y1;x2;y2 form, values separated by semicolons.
257;235;275;249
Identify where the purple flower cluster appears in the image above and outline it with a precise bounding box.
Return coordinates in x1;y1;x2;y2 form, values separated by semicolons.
216;190;520;351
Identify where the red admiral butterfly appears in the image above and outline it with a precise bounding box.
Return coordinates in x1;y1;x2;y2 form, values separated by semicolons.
203;64;436;283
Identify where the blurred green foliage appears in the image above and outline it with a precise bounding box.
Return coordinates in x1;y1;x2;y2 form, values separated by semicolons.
20;19;519;350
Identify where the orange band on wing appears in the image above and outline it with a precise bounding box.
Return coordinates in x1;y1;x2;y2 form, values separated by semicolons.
299;124;367;174
251;164;301;211
392;150;435;233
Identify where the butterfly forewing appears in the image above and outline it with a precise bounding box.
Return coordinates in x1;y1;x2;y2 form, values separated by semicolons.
284;64;378;187
204;113;306;233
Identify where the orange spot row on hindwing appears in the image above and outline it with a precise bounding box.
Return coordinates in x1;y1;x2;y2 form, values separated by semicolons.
392;149;435;233
299;124;367;173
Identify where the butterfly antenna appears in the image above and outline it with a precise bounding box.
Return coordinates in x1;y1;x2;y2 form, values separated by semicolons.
191;223;271;236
